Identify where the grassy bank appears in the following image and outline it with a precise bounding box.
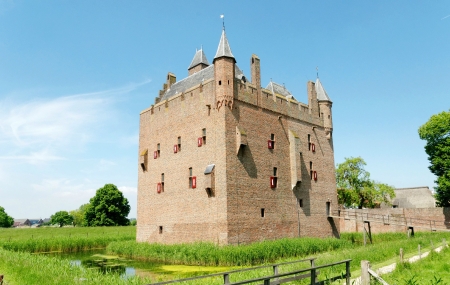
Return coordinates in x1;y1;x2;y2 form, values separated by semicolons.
107;231;450;269
0;226;135;253
0;226;135;242
0;248;150;285
382;245;450;284
107;237;354;266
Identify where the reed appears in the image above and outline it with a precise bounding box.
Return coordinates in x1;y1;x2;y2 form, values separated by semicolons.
0;248;150;285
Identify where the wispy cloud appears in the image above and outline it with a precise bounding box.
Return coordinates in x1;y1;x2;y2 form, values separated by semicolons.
0;79;151;164
442;14;450;20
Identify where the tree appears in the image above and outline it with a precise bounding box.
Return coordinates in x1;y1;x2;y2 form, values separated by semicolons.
84;184;130;226
50;211;74;227
70;203;90;227
0;206;14;228
418;110;450;207
336;157;395;209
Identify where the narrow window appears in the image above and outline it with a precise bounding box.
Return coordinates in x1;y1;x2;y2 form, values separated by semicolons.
228;80;230;85
159;226;163;234
178;136;181;151
328;114;331;119
206;188;213;198
310;161;313;180
189;167;193;188
161;173;165;192
157;143;161;157
308;134;311;150
252;58;255;64
299;199;303;208
219;80;222;85
202;128;206;144
271;134;275;141
326;202;331;216
261;208;265;217
273;167;278;177
207;105;211;116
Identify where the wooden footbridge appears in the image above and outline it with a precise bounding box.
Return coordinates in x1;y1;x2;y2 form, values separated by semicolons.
328;209;450;244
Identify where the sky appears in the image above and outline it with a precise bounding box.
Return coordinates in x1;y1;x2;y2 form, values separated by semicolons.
0;1;449;219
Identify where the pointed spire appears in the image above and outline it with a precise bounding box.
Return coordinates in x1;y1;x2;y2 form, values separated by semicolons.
315;78;332;102
188;48;210;70
214;29;235;61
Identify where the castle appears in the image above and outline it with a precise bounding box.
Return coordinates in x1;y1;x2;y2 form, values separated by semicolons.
137;28;339;245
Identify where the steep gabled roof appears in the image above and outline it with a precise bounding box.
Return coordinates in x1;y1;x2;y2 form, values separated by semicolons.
266;81;297;101
188;49;210;69
161;64;245;101
315;78;332;102
214;29;235;60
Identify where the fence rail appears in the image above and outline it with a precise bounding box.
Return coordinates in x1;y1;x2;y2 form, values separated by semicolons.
148;258;352;285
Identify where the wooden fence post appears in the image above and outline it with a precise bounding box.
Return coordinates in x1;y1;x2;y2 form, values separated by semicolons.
361;260;370;285
223;273;230;285
0;274;4;285
346;260;351;285
399;248;403;263
310;268;316;285
273;265;279;283
418;244;421;259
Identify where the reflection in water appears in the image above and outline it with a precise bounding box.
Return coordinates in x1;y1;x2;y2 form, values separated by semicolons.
44;249;235;281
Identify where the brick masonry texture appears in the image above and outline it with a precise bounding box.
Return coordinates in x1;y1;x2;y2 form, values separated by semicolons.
137;40;339;245
339;208;450;233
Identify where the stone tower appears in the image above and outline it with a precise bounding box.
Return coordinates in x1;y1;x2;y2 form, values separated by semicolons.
213;29;235;110
316;78;333;139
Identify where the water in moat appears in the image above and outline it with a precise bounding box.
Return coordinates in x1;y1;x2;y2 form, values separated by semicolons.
42;249;233;282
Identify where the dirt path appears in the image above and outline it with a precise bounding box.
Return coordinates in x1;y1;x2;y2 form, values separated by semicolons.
346;245;447;285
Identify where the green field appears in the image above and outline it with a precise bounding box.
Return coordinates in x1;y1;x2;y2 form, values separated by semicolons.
0;227;449;285
382;245;450;284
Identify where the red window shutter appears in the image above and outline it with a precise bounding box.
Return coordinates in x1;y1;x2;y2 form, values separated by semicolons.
198;137;202;147
192;176;197;188
157;183;162;193
313;171;318;181
154;151;158;159
173;145;178;153
270;176;277;188
268;140;274;149
311;143;316;152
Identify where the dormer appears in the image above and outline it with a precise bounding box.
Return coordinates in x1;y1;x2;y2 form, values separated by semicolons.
188;49;210;76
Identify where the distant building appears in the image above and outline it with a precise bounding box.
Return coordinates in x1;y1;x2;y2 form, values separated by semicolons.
383;186;436;208
13;219;31;227
138;28;339;245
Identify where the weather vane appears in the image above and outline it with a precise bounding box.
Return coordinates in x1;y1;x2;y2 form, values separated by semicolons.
220;14;225;30
316;66;319;78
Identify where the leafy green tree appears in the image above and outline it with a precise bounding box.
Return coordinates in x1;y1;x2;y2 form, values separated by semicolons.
50;211;74;227
418;110;450;207
84;184;130;226
0;206;14;228
336;157;395;208
70;203;90;227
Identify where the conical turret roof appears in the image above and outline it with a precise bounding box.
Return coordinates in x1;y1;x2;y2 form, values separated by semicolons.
188;49;210;69
315;78;332;102
214;29;235;61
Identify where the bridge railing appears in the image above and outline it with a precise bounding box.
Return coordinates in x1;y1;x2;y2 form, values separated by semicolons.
148;258;352;285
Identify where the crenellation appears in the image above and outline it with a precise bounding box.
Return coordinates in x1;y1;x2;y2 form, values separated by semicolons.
138;28;338;245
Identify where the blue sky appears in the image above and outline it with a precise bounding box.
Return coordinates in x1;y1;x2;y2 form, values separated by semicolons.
1;1;449;219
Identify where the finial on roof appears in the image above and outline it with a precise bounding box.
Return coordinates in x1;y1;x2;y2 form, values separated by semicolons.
316;66;319;78
220;14;225;30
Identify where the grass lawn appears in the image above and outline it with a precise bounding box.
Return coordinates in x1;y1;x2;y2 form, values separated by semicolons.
382;245;450;284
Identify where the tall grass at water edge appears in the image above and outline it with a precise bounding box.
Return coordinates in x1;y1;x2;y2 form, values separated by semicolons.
108;237;354;266
0;248;150;285
0;226;135;253
107;231;450;268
